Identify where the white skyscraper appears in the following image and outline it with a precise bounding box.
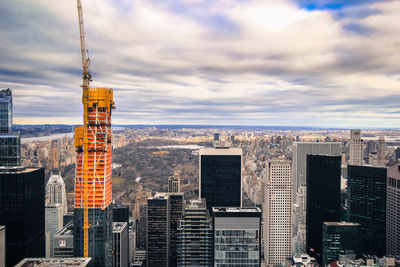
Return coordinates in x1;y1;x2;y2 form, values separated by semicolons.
46;171;68;215
45;203;63;257
349;129;363;165
377;136;386;166
264;160;292;266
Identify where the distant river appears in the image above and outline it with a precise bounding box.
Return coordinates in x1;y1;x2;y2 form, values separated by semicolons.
21;132;74;143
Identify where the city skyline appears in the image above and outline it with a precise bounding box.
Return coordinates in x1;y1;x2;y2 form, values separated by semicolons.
1;0;399;127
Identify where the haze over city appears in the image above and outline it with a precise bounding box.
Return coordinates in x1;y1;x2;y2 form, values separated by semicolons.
1;0;400;127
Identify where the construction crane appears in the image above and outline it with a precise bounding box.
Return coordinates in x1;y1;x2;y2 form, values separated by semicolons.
77;0;90;257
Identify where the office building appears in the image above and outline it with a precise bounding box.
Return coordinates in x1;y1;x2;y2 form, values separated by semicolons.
306;155;341;262
113;204;129;225
177;199;213;267
292;142;341;197
0;167;45;267
347;165;386;257
73;88;115;267
349;130;363;165
214;133;220;141
45;203;63;257
137;203;147;250
168;173;181;193
15;258;93;267
264;160;292;265
0;88;21;167
129;229;135;263
293;185;307;254
147;193;170;267
213;207;261;266
199;147;242;212
53;222;74;258
387;162;400;256
46;171;68;215
112;222;128;267
377;136;386;166
0;225;5;267
168;193;184;267
322;222;360;266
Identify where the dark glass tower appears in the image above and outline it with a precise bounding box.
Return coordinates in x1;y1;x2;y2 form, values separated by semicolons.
347;165;386;257
168;193;184;267
113;204;129;225
387;162;400;256
199;148;242;212
0;88;20;167
322;222;360;265
306;154;341;262
147;193;170;267
0;167;45;267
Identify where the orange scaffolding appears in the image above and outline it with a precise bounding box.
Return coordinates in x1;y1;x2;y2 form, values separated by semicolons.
74;88;115;210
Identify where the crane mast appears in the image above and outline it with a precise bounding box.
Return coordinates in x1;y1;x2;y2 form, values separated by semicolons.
77;0;90;258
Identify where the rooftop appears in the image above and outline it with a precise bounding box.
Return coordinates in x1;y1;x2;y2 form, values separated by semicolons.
388;162;400;180
0;166;41;174
212;207;261;213
323;222;360;226
199;147;242;156
54;222;73;237
15;258;91;267
112;222;127;232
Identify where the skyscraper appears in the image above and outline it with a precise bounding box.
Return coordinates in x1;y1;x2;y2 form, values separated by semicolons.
349;129;363;165
46;171;68;215
168;173;181;193
292;142;341;196
322;222;360;266
377;136;386;166
53;222;74;258
73;88;115;267
264;160;292;266
213;207;261;266
45;203;63;257
147;193;170;267
0;88;20;167
306;155;341;262
177;199;213;267
112;204;129;225
0;226;5;267
168;193;184;267
0;167;45;267
387;163;400;256
199;147;242;212
347;165;386;257
112;222;128;267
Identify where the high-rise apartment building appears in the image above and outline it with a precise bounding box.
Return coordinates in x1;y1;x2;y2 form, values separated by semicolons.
292;142;341;198
0;167;45;267
306;155;341;262
213;207;261;266
177;199;213;267
168;193;184;267
112;222;128;267
73;88;115;267
387;162;400;256
349;129;363;165
322;222;360;266
347;165;386;257
53;222;74;258
45;203;63;257
147;193;170;267
0;88;21;167
168;173;181;193
199;147;242;212
46;171;68;215
264;160;292;266
377;136;386;166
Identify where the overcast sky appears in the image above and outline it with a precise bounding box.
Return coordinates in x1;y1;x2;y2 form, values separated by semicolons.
1;0;399;127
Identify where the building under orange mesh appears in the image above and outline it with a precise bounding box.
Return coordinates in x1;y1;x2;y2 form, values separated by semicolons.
74;88;115;210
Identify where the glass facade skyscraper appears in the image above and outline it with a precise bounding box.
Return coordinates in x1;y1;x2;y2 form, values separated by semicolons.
199;148;242;212
0;88;20;167
322;222;360;266
347;165;386;257
213;207;261;266
306;154;341;262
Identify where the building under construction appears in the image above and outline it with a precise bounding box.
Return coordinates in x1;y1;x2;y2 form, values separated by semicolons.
73;1;115;266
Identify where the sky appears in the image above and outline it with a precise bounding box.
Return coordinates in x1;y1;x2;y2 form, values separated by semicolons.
0;0;399;127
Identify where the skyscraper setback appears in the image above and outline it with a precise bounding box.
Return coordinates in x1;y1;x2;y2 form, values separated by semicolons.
349;129;363;165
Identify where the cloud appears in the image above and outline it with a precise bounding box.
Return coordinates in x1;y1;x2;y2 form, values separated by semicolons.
0;0;399;127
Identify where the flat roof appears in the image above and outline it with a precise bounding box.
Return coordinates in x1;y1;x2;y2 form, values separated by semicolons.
15;258;91;267
199;147;242;156
112;222;127;232
54;222;73;237
323;222;360;226
0;225;5;231
213;207;261;213
0;166;42;174
388;163;400;180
